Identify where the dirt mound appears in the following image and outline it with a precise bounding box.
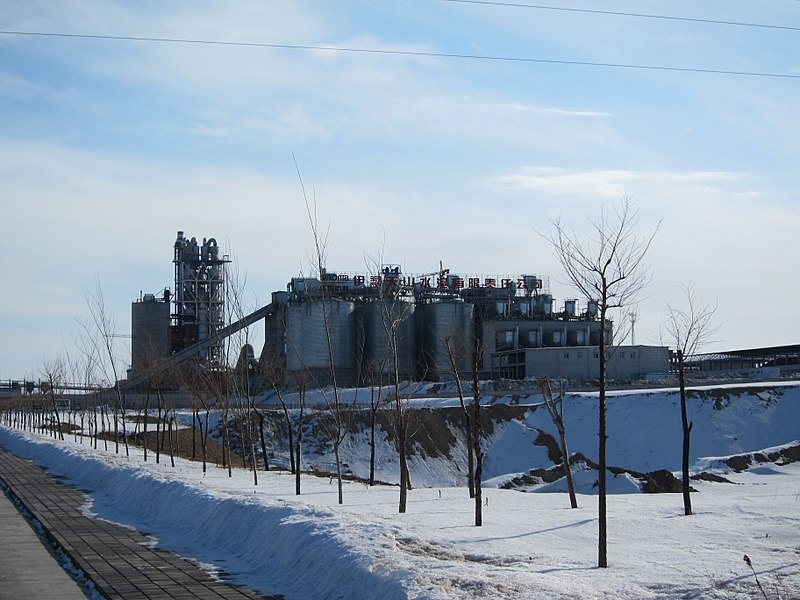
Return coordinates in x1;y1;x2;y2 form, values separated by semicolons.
720;442;800;472
691;472;737;484
501;454;691;494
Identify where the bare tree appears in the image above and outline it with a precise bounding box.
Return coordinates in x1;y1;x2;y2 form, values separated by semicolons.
227;259;262;485
470;339;484;527
659;282;720;516
364;359;392;487
295;376;308;496
83;278;129;457
184;360;215;473
444;336;475;498
41;358;66;441
70;326;102;448
542;194;660;568
294;156;349;504
362;252;419;513
541;378;578;509
263;358;295;474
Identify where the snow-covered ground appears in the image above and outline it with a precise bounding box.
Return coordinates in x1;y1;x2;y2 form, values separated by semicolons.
1;382;799;599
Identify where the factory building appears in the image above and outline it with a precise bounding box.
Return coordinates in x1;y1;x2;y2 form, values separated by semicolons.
129;231;229;379
258;266;667;386
129;232;668;387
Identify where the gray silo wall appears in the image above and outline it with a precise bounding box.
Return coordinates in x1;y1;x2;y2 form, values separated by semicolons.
131;300;170;377
358;300;417;380
285;299;356;386
417;301;474;381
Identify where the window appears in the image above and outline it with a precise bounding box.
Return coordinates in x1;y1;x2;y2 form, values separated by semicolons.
577;351;583;358
564;352;570;359
496;330;514;350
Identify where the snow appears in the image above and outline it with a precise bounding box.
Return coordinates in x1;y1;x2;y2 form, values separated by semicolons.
1;382;799;599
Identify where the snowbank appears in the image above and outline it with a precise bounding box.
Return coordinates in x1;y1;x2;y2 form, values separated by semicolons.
1;381;799;599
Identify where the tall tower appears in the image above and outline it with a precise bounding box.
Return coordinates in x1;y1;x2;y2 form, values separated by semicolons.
172;231;230;364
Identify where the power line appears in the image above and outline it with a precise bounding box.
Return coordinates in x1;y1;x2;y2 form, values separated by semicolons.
1;29;798;79
442;0;800;32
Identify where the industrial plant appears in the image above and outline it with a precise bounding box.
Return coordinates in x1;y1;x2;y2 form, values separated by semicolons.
128;231;670;389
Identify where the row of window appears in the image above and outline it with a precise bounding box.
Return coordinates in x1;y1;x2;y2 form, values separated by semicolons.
561;351;637;359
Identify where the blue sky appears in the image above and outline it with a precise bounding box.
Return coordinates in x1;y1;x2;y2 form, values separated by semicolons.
1;1;798;379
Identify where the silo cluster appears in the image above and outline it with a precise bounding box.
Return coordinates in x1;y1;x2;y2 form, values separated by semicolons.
263;268;582;385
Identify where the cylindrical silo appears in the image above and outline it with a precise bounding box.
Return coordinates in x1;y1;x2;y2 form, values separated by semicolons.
359;299;416;380
417;300;474;381
285;298;356;385
131;295;171;377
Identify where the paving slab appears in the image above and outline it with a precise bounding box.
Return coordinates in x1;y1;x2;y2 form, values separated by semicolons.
0;485;89;599
0;446;278;600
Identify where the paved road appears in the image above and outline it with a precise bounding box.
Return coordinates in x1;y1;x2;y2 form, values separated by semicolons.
0;446;278;600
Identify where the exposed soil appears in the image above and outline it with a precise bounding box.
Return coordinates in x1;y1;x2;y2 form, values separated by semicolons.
720;442;800;472
691;472;737;484
93;428;247;468
500;453;691;494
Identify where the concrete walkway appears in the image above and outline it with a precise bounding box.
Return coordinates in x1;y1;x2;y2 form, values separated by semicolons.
0;446;275;600
0;485;89;599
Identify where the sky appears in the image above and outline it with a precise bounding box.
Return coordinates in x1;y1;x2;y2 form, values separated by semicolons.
1;1;799;379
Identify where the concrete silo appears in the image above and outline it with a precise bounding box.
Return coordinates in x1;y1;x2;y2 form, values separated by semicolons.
358;298;416;381
284;297;357;386
417;300;474;381
130;291;171;378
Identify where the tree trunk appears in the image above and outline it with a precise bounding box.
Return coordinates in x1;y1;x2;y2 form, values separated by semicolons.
192;406;199;460
155;393;162;464
369;405;377;486
472;368;482;527
258;411;270;472
295;400;304;496
200;409;209;474
223;410;232;477
598;301;608;568
398;421;408;514
559;426;578;509
120;389;129;457
334;442;343;504
143;388;150;462
168;415;175;468
544;379;578;510
678;349;693;516
284;406;295;475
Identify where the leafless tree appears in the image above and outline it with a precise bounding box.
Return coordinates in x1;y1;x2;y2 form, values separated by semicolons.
470;337;484;527
295;376;308;496
659;282;720;516
294;155;349;504
83;278;129;456
262;357;295;474
444;335;475;498
69;326;102;447
364;360;388;486
541;378;578;508
41;358;66;441
362;252;419;513
542;194;660;568
182;360;210;471
227;259;263;485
